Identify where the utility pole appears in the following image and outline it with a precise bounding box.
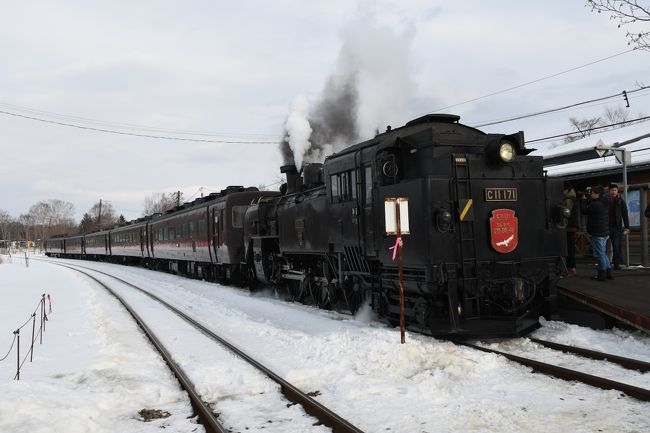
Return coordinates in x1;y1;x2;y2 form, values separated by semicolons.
98;199;102;229
176;191;181;207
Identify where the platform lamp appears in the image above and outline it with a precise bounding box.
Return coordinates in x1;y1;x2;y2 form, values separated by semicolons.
385;197;410;344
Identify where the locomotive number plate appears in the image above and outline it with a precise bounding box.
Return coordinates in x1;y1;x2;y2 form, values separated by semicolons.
485;188;518;202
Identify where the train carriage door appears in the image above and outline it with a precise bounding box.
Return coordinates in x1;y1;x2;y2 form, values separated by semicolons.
145;223;151;257
212;208;220;262
140;226;145;256
362;164;377;256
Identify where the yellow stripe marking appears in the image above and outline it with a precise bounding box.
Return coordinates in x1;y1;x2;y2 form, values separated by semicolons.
460;199;473;221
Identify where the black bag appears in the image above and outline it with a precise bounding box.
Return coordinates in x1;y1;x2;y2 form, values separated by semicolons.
645;204;650;218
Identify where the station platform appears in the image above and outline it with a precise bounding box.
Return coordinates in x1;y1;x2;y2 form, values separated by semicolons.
556;259;650;333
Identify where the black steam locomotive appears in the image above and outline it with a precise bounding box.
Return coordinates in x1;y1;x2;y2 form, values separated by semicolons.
46;114;568;338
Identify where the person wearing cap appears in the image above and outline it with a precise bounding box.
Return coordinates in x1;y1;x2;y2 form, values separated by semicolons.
563;182;578;276
581;185;612;281
608;183;630;270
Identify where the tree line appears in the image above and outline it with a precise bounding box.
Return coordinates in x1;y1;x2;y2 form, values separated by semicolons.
0;191;184;244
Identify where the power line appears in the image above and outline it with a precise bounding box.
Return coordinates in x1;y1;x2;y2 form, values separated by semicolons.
0;101;279;139
431;49;635;112
471;86;649;128
259;179;283;190
528;116;650;144
0;109;282;144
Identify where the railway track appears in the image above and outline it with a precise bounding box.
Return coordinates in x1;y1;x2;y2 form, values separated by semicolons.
529;337;650;373
47;260;363;433
458;339;650;402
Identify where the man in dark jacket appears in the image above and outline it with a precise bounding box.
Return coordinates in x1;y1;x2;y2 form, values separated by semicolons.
608;183;630;270
581;185;612;281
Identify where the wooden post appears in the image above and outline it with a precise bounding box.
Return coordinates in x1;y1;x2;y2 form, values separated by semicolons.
396;205;405;344
15;329;20;380
30;313;36;362
39;296;44;344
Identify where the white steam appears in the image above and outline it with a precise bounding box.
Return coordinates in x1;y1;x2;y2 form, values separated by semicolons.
337;14;416;139
281;10;416;167
283;95;312;170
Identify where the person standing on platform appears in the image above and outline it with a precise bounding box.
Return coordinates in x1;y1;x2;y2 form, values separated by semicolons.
608;183;630;270
581;185;612;281
563;182;578;276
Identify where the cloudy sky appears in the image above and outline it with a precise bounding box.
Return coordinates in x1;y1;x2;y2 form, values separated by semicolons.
1;0;649;221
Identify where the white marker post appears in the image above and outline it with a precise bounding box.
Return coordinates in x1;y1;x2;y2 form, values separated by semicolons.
385;197;410;344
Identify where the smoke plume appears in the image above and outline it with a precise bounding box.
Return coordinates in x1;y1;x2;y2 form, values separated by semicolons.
280;11;415;169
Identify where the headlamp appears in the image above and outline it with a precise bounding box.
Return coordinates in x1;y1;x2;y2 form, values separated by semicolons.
499;142;515;163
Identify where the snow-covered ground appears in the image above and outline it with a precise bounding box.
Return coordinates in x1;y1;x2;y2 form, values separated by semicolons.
0;254;198;432
1;254;649;432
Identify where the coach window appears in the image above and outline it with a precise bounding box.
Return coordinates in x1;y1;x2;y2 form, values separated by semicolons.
330;174;339;203
198;220;206;236
232;205;247;228
364;165;373;205
350;170;357;200
189;221;196;237
341;172;349;201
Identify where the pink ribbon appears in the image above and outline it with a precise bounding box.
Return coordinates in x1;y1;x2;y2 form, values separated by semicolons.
389;236;403;261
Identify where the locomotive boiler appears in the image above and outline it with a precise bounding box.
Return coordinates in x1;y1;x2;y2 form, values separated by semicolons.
244;114;567;337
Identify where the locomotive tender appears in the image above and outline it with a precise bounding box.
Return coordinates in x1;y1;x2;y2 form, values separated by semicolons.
46;114;568;338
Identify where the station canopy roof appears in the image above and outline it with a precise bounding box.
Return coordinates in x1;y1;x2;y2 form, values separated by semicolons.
531;121;650;180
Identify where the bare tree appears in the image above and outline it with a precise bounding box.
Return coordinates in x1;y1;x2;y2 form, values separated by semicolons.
143;192;177;216
604;105;630;123
88;201;116;229
18;213;34;244
28;199;76;241
587;1;650;50
0;209;12;241
565;116;603;142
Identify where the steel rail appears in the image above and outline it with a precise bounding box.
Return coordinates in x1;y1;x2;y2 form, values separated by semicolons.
529;338;650;373
53;263;227;433
458;342;650;402
48;259;364;433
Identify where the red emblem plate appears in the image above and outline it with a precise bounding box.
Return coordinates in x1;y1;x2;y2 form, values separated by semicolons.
490;209;518;253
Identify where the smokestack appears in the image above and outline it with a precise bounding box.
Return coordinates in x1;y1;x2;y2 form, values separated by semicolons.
280;164;302;194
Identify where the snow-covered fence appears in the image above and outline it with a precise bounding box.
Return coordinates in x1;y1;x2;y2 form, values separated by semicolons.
0;294;52;380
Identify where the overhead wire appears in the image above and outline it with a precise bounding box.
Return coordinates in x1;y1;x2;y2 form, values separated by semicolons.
0;49;643;149
0;109;282;144
470;86;649;128
528;116;650;144
430;48;635;112
0;101;279;139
